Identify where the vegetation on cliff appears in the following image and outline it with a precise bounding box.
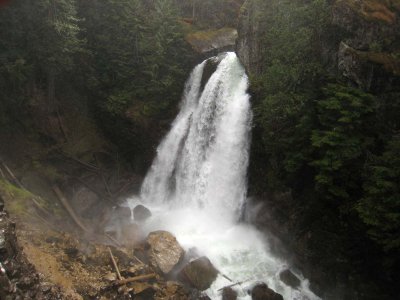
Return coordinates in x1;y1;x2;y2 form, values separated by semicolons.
241;0;400;297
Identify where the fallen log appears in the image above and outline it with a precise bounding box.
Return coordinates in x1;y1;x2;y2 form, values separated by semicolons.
108;247;122;280
0;161;25;189
217;279;250;292
114;273;157;286
52;185;90;233
221;273;233;282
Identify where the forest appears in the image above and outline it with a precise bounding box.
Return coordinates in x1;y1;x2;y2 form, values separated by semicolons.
0;0;399;299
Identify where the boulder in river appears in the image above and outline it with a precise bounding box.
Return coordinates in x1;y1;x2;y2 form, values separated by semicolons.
133;204;152;222
279;269;301;289
222;287;238;300
251;283;284;300
178;256;218;291
146;231;184;274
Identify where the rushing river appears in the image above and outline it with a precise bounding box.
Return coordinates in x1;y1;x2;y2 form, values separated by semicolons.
128;52;320;300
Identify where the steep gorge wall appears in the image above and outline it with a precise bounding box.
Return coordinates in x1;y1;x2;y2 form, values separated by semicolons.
236;0;400;299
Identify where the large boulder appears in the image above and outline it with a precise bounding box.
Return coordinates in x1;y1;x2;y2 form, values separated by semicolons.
133;204;151;222
145;231;184;274
222;287;238;300
279;269;301;289
178;256;218;291
251;283;283;300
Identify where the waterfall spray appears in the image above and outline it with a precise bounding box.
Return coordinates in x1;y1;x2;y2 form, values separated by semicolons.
129;53;320;300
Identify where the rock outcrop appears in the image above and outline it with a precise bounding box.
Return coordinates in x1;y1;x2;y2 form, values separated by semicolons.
145;231;185;274
186;28;238;54
250;283;284;300
236;0;262;75
333;0;400;91
279;269;301;289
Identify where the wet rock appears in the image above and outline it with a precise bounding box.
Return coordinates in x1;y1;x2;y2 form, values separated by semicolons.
133;204;152;222
222;287;238;300
279;269;301;289
146;231;185;274
179;256;218;291
251;283;283;300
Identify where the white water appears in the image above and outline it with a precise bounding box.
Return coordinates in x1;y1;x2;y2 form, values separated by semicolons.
130;53;320;300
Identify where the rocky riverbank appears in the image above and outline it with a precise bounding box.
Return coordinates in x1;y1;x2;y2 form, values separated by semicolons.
1;186;296;300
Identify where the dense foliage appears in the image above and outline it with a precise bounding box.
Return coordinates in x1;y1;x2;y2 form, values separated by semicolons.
0;0;197;171
249;0;400;293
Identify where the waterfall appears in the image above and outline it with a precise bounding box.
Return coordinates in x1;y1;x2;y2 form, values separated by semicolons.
141;53;251;222
130;52;320;300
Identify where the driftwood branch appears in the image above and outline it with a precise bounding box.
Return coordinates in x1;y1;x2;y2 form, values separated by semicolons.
221;273;233;282
114;273;156;286
0;161;25;189
217;279;250;292
108;247;122;280
0;165;5;179
112;176;140;198
94;153;112;197
52;185;89;232
105;233;122;247
59;151;99;172
133;255;145;266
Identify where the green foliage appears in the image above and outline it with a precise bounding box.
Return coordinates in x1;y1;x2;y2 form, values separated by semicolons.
249;0;400;288
78;0;193;117
358;137;400;253
311;85;377;201
0;0;82;124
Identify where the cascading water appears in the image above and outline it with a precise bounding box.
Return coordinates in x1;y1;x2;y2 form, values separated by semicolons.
129;52;320;300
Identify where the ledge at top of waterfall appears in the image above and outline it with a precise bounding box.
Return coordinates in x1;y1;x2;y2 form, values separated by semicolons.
140;52;252;224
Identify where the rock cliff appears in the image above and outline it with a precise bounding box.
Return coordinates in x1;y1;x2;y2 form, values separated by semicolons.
236;0;400;299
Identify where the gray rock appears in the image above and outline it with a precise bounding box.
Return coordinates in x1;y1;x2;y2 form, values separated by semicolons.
338;42;374;90
133;204;151;222
179;256;218;291
186;28;237;54
251;283;283;300
222;287;238;300
146;231;184;274
279;269;301;289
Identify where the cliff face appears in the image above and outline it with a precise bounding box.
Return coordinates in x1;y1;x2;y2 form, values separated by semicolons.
236;0;262;76
333;0;400;91
237;0;400;87
236;0;400;299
